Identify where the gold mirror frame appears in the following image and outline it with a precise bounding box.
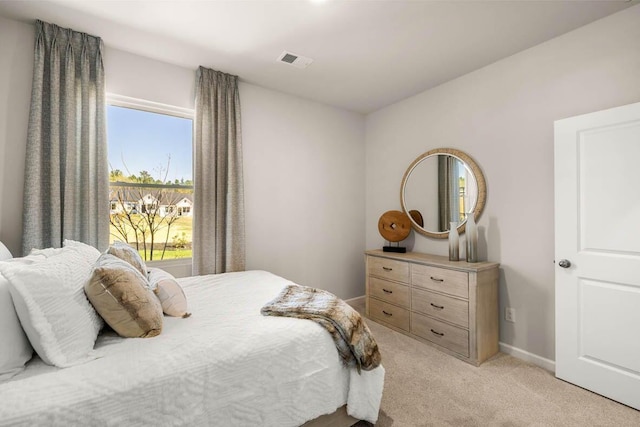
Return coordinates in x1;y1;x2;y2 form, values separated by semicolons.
400;148;487;239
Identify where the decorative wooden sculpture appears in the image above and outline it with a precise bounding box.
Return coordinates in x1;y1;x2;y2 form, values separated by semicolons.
378;210;411;253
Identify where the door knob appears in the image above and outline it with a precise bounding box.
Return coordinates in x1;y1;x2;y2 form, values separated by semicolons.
558;259;571;268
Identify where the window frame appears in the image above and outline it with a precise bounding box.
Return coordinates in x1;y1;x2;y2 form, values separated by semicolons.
106;93;195;273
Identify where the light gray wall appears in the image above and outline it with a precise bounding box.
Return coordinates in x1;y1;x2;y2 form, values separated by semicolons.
105;47;195;109
0;16;366;299
0;16;32;256
242;84;365;298
365;5;640;361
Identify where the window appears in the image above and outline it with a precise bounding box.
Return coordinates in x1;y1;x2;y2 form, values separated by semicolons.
107;95;194;262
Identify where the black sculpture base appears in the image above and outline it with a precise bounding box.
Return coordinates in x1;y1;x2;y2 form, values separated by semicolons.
383;246;406;253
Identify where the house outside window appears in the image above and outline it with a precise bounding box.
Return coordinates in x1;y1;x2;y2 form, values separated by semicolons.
107;95;194;262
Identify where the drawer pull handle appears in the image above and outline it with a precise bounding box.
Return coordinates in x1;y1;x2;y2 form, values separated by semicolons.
430;276;444;282
382;267;393;271
382;310;393;317
430;303;444;310
382;288;393;294
430;329;444;337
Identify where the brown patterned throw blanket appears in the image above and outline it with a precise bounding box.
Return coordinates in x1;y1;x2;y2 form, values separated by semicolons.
261;285;381;373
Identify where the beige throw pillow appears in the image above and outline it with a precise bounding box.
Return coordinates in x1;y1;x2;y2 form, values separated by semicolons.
85;254;162;338
106;242;147;278
148;268;191;318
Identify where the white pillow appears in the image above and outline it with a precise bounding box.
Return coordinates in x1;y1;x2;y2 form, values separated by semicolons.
0;244;39;381
148;267;191;318
63;239;102;265
0;271;33;380
0;242;11;261
0;246;103;367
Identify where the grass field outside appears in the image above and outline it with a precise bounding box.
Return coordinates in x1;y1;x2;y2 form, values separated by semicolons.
109;214;193;261
139;248;192;260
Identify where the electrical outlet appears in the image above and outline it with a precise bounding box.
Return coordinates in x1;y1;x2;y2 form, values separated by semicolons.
505;307;516;323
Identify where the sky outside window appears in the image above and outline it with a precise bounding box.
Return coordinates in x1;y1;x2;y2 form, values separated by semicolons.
107;105;193;183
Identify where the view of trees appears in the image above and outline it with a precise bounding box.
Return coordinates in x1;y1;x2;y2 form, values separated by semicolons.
109;163;193;262
110;169;193;187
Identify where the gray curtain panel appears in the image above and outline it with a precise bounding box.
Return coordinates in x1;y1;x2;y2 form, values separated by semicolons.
438;155;460;232
22;20;109;255
193;66;245;275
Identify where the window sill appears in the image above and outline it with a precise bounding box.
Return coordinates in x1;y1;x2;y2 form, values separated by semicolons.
147;258;192;278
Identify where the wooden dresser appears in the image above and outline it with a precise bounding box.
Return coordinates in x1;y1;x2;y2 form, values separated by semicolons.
365;249;500;366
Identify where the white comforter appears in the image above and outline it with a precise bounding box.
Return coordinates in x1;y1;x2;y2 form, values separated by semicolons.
0;270;384;426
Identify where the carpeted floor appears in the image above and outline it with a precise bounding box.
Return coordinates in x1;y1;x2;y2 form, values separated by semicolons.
349;299;640;426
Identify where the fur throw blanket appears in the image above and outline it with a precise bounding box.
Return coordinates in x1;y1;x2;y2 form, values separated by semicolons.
261;285;381;373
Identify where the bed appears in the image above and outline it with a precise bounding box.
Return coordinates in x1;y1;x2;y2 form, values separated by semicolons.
0;269;384;426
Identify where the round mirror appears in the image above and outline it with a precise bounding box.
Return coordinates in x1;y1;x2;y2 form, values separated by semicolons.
400;148;486;239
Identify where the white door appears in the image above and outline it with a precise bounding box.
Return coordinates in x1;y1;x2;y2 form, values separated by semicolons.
555;101;640;410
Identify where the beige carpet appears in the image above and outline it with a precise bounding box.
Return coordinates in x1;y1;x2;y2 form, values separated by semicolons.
350;300;640;427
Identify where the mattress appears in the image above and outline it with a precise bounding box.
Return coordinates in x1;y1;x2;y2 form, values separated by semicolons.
0;270;384;426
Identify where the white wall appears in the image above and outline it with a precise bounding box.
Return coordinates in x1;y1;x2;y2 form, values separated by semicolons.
0;16;32;256
365;5;640;362
242;84;365;298
104;47;195;110
0;16;366;299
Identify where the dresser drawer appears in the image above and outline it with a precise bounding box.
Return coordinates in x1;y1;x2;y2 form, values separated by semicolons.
364;250;499;366
412;288;469;328
412;264;468;298
411;312;469;357
369;298;410;331
368;257;409;283
370;277;410;308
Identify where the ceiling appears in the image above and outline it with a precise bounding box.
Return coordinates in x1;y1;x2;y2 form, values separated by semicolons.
0;1;636;114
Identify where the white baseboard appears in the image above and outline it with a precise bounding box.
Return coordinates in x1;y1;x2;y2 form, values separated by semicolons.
345;295;366;305
347;295;555;372
499;342;556;373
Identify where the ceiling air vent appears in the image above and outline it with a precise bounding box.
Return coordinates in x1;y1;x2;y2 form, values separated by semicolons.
277;51;314;69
